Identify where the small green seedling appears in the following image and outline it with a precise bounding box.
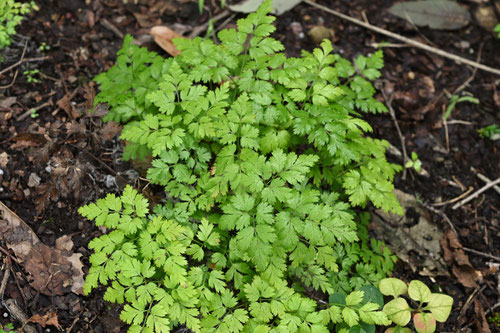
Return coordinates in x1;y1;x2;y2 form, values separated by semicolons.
29;107;38;118
23;69;40;83
0;323;15;333
488;312;500;327
380;278;453;333
443;93;479;121
478;124;500;140
198;0;226;14
405;152;422;172
495;24;500;39
39;42;50;52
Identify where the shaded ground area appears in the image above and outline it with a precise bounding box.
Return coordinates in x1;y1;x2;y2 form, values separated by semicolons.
0;0;499;332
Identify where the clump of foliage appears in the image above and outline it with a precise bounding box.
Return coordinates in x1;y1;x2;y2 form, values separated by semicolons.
0;323;14;333
0;0;37;50
380;278;453;333
495;23;500;39
81;0;408;331
478;123;500;140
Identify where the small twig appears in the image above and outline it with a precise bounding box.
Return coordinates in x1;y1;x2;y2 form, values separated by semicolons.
380;85;408;180
432;186;474;207
484;301;500;316
0;57;48;77
472;167;500;195
0;40;28;76
101;18;124;39
0;266;10;301
369;42;411;48
458;285;485;321
66;312;82;333
446;119;473;125
452;177;500;209
453;42;483;95
423;203;458;236
0;70;19;90
215;13;237;33
16;99;54;121
304;0;500;76
462;247;500;262
189;9;231;38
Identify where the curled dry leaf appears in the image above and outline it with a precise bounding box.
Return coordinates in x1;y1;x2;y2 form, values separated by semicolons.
99;120;122;141
150;26;185;57
0;202;85;296
440;229;482;288
29;312;61;329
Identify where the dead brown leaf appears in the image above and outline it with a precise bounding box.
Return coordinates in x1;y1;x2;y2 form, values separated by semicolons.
0;202;85;296
0;96;17;109
440;230;482;288
150;25;185;56
29;312;61;329
57;92;80;119
99;120;122;141
473;299;492;333
66;120;87;137
10;133;47;149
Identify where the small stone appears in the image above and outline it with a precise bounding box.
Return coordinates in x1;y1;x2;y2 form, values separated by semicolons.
105;175;116;188
308;25;333;44
474;4;500;32
28;173;41;187
408;71;415;80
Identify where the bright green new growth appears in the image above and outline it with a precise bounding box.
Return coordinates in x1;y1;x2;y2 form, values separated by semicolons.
83;0;403;331
0;0;37;50
495;24;500;39
380;278;453;333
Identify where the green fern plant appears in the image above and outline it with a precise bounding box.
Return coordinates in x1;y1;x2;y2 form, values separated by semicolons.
81;0;405;331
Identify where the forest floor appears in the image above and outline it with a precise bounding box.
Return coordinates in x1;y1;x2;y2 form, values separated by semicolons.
0;0;499;332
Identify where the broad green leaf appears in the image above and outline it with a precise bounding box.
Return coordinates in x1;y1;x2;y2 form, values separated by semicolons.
414;312;436;333
360;285;384;307
383;298;411;326
329;292;346;306
426;293;453;322
384;327;412;333
379;278;408;298
349;323;375;333
408;280;431;303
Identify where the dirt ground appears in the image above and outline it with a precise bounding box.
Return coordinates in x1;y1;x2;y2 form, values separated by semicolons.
0;0;499;332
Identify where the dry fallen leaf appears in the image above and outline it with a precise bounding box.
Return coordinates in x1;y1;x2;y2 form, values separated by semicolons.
0;202;85;296
474;299;492;333
150;26;185;56
370;189;447;276
0;96;17;109
440;230;482;288
99;120;122;141
29;312;61;329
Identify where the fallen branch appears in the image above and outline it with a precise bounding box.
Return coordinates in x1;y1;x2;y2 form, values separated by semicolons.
472;167;500;195
304;0;500;76
452;176;500;209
